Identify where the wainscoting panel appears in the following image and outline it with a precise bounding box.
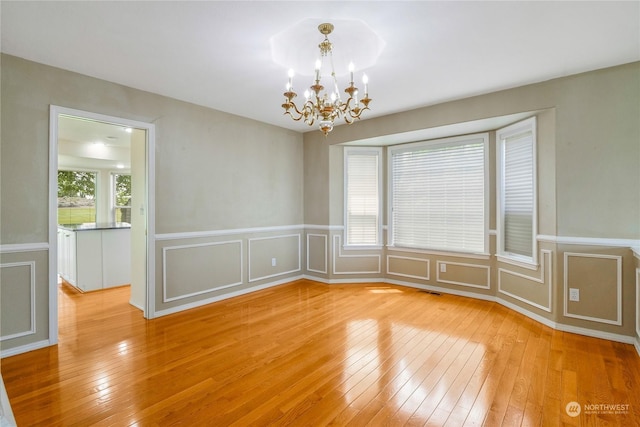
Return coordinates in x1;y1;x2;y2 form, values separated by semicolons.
564;252;622;325
0;262;36;341
163;240;243;302
307;234;328;274
387;255;429;280
437;260;490;289
498;250;552;312
248;234;301;282
332;235;381;275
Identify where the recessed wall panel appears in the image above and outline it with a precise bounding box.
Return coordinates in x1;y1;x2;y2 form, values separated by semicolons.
332;235;380;275
498;250;552;312
564;253;621;325
0;262;35;340
307;234;327;274
249;234;301;282
387;255;429;280
437;261;489;289
163;241;242;302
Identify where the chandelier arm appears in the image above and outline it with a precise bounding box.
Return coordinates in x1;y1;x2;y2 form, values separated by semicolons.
284;111;304;121
283;103;304;121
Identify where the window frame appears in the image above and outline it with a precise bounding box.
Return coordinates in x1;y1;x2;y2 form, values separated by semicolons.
343;146;383;249
111;172;132;224
387;133;490;256
496;116;538;268
57;168;99;226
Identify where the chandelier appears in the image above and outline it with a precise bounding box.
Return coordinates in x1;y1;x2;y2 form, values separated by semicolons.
281;23;371;135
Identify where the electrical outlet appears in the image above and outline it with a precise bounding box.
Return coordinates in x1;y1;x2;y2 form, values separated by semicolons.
271;258;277;267
440;263;446;273
569;288;580;302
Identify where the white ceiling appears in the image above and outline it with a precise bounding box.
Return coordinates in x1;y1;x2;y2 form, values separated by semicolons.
57;115;132;170
1;1;639;134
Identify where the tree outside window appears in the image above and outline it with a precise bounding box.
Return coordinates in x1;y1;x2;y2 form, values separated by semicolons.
113;174;131;224
57;170;97;225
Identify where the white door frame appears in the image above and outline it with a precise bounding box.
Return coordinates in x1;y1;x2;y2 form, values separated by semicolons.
48;106;156;344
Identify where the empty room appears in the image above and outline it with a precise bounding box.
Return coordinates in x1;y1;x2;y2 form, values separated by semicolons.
1;1;639;426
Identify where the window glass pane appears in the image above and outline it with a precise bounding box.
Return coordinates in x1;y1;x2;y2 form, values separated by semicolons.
391;137;486;253
503;132;534;257
57;170;97;225
113;174;131;224
346;150;379;245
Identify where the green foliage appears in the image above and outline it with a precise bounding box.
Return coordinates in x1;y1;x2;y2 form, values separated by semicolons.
58;207;96;225
58;171;96;198
114;174;131;206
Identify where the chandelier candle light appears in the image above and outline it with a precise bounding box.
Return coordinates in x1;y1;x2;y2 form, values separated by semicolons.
281;23;371;135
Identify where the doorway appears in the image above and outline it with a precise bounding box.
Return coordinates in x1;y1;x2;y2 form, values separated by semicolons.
48;106;156;344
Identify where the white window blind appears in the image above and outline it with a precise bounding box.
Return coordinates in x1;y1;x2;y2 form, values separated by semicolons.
502;130;534;257
345;149;380;246
390;136;487;253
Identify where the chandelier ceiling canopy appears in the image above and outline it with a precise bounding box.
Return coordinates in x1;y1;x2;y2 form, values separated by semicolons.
272;19;385;135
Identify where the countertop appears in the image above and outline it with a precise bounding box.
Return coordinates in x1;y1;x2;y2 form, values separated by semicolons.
58;222;131;232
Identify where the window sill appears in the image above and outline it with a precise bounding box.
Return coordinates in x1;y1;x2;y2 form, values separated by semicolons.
386;245;491;260
343;244;384;251
496;254;538;270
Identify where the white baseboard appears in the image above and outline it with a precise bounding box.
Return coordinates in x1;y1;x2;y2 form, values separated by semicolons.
153;275;305;318
386;278;496;303
129;300;144;312
321;276;639;350
0;339;51;359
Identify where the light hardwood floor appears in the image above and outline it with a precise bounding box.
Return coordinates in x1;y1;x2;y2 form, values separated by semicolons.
2;279;640;426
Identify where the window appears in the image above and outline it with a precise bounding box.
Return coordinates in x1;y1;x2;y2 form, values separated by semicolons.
497;117;537;265
389;134;488;254
57;170;97;225
344;147;382;246
112;173;132;224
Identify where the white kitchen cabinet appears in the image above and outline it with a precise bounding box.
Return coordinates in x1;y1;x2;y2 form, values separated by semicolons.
57;224;131;292
101;229;131;289
58;228;77;286
76;231;103;291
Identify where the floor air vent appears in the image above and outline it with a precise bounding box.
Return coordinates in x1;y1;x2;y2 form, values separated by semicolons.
419;290;441;296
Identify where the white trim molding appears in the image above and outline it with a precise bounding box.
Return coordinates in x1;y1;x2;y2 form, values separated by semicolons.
162;240;243;303
0;243;49;254
498;249;553;313
332;234;381;275
0;261;37;341
306;233;328;274
156;224;305;241
538;234;640;248
1;339;51;359
437;260;490;290
387;255;430;281
384;277;635;346
154;275;302;318
386;245;490;260
248;234;301;283
563;252;622;326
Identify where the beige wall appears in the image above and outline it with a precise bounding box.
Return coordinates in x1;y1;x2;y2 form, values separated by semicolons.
1;53;638;354
0;54;304;353
303;62;640;340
